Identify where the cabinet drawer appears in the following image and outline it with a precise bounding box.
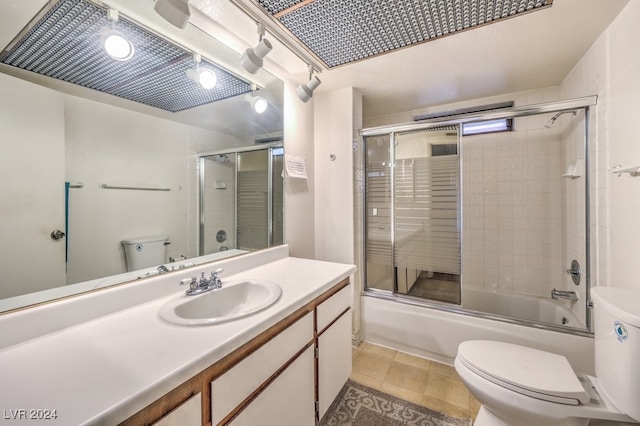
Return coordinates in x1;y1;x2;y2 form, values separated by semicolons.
229;346;315;426
317;283;351;332
211;312;313;425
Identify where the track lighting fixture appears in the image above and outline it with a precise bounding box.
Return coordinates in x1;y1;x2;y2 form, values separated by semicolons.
244;84;268;114
186;53;216;89
240;24;272;74
296;65;321;103
154;0;191;29
101;9;134;61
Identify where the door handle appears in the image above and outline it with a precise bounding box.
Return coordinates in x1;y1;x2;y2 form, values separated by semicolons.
50;230;66;241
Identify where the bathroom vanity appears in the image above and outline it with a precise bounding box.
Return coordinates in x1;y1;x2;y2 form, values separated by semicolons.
0;246;355;425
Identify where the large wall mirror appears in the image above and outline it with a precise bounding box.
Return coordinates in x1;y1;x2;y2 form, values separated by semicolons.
0;0;284;313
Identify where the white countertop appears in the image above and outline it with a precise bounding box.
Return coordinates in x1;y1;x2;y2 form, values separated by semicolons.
0;249;355;425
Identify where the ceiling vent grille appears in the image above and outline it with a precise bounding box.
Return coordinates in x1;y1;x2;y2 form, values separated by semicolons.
0;0;252;112
257;0;552;68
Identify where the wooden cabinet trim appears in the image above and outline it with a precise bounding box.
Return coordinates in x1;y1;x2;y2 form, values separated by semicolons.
216;340;314;425
119;373;202;426
317;307;351;338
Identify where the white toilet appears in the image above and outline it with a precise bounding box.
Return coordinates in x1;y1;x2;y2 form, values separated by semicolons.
454;287;640;426
122;236;169;272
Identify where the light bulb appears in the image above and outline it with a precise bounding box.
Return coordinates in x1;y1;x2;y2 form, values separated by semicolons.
186;67;217;89
245;94;268;114
102;29;134;61
252;97;267;114
197;68;216;89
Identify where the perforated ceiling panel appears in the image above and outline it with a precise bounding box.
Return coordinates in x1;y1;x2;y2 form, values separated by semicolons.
258;0;552;68
0;0;251;112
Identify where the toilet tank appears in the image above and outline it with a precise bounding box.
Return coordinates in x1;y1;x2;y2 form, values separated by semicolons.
591;287;640;422
122;236;169;272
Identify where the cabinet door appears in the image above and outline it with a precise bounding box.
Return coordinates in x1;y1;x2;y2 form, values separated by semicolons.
318;310;352;419
152;394;201;426
229;346;315;426
211;312;313;424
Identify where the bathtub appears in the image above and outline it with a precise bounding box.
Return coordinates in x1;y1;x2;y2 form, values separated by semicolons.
461;286;584;328
361;294;595;375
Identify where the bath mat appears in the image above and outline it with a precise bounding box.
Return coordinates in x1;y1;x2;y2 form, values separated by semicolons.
320;380;471;426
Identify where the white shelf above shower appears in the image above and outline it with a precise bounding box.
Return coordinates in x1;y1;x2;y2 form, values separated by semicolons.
611;164;640;177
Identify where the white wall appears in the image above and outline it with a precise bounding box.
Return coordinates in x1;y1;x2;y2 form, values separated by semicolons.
0;73;66;298
314;87;360;264
558;0;640;293
283;81;315;259
65;96;190;283
605;1;640;290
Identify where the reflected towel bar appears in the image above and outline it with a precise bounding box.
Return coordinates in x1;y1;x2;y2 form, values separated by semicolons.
69;182;84;188
99;183;171;191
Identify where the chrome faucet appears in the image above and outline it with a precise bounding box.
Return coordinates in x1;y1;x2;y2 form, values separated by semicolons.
551;289;578;302
157;265;170;274
180;268;224;296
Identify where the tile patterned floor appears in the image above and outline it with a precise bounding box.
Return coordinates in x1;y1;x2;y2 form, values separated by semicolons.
351;342;481;421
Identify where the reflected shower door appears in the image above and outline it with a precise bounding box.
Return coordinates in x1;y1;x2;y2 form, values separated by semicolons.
200;147;283;255
200;153;237;255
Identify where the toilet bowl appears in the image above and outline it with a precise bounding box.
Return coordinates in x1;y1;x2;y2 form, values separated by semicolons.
454;287;640;426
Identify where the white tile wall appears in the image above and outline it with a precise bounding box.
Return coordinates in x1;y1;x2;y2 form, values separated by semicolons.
461;112;564;297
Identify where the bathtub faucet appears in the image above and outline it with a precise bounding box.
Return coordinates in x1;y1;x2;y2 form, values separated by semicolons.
551;289;578;302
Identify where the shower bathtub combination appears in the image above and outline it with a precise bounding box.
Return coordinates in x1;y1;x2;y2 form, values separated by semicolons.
359;97;596;367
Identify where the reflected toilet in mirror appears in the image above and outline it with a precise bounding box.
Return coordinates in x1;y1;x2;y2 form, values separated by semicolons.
0;0;284;313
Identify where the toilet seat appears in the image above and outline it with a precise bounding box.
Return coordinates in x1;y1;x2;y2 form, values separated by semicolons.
457;340;590;406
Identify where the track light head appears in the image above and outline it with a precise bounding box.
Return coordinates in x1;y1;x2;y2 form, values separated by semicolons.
154;0;190;29
240;38;272;74
296;75;321;103
186;53;216;89
245;94;268;114
101;9;134;61
186;67;216;89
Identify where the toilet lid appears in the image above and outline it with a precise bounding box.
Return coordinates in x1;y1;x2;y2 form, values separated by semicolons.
458;340;590;405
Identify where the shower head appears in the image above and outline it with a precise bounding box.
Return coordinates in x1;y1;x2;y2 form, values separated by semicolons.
212;154;229;164
544;110;578;128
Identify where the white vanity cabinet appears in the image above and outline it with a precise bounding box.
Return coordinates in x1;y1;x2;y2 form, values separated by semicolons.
121;278;351;426
316;284;353;419
228;346;315;425
211;312;315;425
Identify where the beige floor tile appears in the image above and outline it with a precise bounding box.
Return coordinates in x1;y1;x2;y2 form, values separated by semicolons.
352;351;393;381
384;361;430;394
421;395;470;419
424;372;470;410
380;382;424;406
429;361;458;378
350;371;384;390
352;341;476;421
352;346;363;364
393;351;433;371
361;342;398;360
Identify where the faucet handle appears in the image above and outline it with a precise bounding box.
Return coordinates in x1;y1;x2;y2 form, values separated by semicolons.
180;277;198;292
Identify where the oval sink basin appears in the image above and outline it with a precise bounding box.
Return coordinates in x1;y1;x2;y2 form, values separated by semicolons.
159;279;282;326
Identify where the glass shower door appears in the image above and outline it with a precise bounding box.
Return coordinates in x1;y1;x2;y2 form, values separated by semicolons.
364;129;461;303
364;134;394;292
394;128;461;303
